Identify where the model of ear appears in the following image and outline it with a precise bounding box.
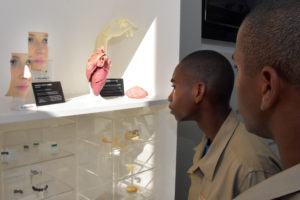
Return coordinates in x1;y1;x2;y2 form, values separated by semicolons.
86;47;111;96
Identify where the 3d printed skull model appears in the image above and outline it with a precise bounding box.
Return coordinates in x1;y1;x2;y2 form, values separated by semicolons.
86;47;111;96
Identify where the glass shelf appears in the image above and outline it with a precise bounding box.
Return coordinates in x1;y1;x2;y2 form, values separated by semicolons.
1;145;74;171
3;168;74;200
116;169;154;200
0;104;170;200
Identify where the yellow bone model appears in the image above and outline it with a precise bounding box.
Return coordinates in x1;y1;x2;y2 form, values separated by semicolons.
94;18;137;52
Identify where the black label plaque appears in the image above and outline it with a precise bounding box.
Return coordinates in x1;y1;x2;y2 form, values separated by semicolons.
32;82;65;106
100;78;124;97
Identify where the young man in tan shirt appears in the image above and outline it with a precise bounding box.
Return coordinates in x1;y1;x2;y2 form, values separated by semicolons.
168;50;281;200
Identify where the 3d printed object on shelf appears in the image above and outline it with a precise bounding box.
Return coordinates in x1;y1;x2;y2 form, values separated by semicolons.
125;129;140;141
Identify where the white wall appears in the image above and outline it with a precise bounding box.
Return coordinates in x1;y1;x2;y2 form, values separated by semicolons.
0;0;113;98
0;0;180;100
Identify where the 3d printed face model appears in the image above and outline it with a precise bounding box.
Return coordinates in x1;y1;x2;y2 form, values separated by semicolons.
6;53;32;98
86;47;111;96
126;86;148;99
94;18;137;52
28;32;48;71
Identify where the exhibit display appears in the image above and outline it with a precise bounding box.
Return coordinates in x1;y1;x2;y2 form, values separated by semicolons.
5;53;33;110
28;32;48;71
86;47;111;96
0;0;180;199
6;53;32;98
28;32;51;81
94;18;137;52
126;86;148;99
0;118;76;200
88;18;137;97
0;106;164;200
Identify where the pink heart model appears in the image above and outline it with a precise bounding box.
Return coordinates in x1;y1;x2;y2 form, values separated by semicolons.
86;47;111;96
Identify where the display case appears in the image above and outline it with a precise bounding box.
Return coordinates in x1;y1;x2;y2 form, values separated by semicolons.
0;103;176;200
77;108;157;200
0;118;77;200
0;0;179;199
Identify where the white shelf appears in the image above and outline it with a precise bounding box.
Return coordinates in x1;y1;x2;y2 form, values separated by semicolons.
0;95;168;124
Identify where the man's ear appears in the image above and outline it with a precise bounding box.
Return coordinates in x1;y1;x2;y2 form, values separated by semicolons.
193;82;206;104
260;66;280;110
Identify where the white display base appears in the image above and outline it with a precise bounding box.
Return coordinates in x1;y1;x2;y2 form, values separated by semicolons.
0;95;168;124
10;97;36;111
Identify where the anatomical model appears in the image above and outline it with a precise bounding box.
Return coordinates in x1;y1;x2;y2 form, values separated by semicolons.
126;86;148;99
86;47;111;96
6;53;32;98
87;18;137;96
94;18;137;52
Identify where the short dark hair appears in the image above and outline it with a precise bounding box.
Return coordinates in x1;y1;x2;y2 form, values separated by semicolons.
240;0;300;87
180;50;234;105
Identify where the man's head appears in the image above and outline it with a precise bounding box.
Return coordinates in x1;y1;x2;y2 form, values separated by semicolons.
234;0;300;137
168;50;234;121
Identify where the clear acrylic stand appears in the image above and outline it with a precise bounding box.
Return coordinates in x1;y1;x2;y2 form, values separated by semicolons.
10;97;36;111
31;60;53;82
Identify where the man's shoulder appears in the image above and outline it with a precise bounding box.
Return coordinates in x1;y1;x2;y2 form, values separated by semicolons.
226;122;281;173
233;164;300;200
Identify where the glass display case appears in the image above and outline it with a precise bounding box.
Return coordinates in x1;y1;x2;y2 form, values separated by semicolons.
77;108;157;200
0;105;167;200
0;118;76;200
0;0;180;199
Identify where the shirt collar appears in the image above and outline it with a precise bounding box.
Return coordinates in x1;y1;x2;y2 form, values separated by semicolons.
188;111;240;181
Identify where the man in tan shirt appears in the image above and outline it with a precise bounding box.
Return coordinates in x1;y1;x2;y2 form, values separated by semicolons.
168;50;281;200
233;0;300;199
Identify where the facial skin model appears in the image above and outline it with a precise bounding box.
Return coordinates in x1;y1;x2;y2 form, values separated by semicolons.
94;18;137;52
28;32;48;71
86;47;111;96
6;53;32;98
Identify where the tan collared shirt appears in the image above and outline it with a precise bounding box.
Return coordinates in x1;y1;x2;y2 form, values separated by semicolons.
234;164;300;200
187;111;282;200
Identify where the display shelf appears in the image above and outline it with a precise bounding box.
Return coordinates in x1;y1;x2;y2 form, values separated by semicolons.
0;95;168;124
0;102;173;200
1;146;74;171
3;176;74;200
46;191;75;200
78;168;113;200
0;117;75;133
78;184;113;200
3;165;74;200
2;153;76;200
114;142;155;181
116;169;154;200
